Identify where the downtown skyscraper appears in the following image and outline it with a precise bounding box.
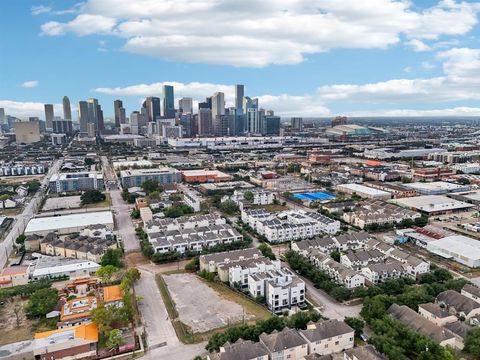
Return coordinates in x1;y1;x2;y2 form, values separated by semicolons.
62;96;72;120
44;104;54;130
114;100;126;127
161;85;175;118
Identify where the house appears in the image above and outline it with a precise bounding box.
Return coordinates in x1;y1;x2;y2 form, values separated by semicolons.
291;236;338;255
259;328;308;360
15;185;29;197
361;259;408;284
418;303;458;326
199;248;262;275
207;339;269;360
102;285;123;307
0;266;29;288
387;304;457;348
436;290;480;321
340;249;385;271
58;296;98;328
298;320;354;356
25;233;44;252
0;198;17;209
461;284;480;304
444;321;473;350
343;345;388;360
33;323;99;360
225;257;281;288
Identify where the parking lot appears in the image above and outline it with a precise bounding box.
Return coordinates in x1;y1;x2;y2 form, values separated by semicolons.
163;273;252;333
42;196;82;211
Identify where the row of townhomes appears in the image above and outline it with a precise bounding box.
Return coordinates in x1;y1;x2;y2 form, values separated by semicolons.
222;188;275;210
292;232;430;288
241;209;340;243
389;284;480;351
200;248;305;313
145;213;244;253
342;199;421;229
208;322;387;360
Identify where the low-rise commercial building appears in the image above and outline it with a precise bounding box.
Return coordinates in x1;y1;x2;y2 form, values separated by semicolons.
403;181;470;195
336;183;392;200
392;195;475;215
30;255;100;281
0;266;29;288
181;169;233;183
427;235;480;268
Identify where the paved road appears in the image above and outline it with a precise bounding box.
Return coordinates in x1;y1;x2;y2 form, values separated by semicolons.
282;261;362;320
110;189;139;252
135;270;206;360
0;159;62;267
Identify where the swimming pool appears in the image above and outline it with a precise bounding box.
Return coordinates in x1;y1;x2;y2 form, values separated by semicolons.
293;191;336;201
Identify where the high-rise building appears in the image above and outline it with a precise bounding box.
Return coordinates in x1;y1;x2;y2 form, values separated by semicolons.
63;96;72;120
291;117;303;131
87;98;99;128
198;108;213;136
78;101;89;132
264;115;281;136
0;108;5;125
130;111;148;135
235;84;244;114
213;114;233;137
44;104;54;130
212;92;225;119
179;97;193;114
180;113;194;137
53;119;73;136
96;105;104;132
114;100;124;127
161;85;175;118
246;108;264;135
15;120;41;144
145;97;161;122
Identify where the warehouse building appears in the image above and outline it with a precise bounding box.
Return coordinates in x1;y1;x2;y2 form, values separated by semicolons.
403;181;470;195
25;211;114;236
336;183;392;200
392;195;475;215
427;235;480;268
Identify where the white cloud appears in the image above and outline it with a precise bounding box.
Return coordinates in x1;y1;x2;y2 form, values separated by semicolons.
403;66;412;73
38;0;480;67
31;3;83;16
31;5;52;15
421;61;436;70
0;100;64;119
406;39;431;52
21;80;39;88
346;107;480;117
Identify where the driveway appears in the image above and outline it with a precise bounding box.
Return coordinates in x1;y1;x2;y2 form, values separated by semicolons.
110;189;139;252
135;270;207;360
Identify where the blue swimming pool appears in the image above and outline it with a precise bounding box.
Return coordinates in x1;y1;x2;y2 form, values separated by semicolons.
293;191;336;201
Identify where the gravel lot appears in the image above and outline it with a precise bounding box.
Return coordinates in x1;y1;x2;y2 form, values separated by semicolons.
42;196;82;211
164;273;250;333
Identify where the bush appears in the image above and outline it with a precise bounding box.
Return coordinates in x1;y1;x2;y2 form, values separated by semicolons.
164;204;194;218
100;249;124;268
26;288;59;318
185;257;200;271
198;269;215;281
258;243;276;260
80;189;106;205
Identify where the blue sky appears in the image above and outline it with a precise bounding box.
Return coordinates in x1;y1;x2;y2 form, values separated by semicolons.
2;0;480;119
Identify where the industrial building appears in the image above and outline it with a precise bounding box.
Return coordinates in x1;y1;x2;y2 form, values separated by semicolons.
403;181;471;195
336;183;392;200
182;169;233;183
392;195;475;215
427;235;480;268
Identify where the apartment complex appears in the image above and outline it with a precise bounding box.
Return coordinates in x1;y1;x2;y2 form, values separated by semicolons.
120;167;182;188
49;171;105;193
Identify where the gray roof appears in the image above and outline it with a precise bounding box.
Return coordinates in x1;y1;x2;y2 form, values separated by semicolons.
444;321;473;340
210;340;269;360
419;303;452;319
387;304;456;343
200;248;261;264
259;328;307;352
462;284;480;299
299;320;353;342
436;290;480;315
344;345;388;360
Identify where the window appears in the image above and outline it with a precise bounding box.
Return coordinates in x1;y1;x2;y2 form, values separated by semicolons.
324;344;328;348
335;341;339;345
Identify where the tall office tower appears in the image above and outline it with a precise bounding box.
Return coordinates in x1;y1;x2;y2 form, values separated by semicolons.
130;111;148;135
213;114;233;137
53;119;73;136
44;104;54;130
179;97;193;114
0;108;5;125
114;100;123;127
246;108;264;135
87;123;96;138
212;92;225;119
235;84;244;114
198;108;213;136
145;97;161;122
242;96;257;114
63;96;72;120
87;98;99;128
161;85;175;118
291;117;303;131
198;101;210;110
264;115;281;136
96;105;104;132
119;107;126;124
78;101;89;132
180;113;194;137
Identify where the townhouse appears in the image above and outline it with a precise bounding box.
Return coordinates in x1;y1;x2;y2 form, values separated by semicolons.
418;303;458;326
361;259;408;284
148;224;243;254
436;290;480;322
146;213;227;233
248;268;305;313
461;284;480;304
292;232;373;254
225;257;281;288
298;320;354;356
340;249;385;271
207;339;269;360
242;209;340;243
199;248;262;276
259;327;308;360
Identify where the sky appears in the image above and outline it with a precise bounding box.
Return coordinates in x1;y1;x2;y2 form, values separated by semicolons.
2;0;480;119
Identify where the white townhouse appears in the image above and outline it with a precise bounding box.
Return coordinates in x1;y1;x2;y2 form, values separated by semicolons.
226;257;281;288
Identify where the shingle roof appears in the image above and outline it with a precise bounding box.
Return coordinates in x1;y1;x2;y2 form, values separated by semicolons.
209;340;269;360
436;290;480;315
299;320;353;342
259;328;307;352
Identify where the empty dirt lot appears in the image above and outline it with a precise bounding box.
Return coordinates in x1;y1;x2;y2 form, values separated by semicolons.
163;273;254;333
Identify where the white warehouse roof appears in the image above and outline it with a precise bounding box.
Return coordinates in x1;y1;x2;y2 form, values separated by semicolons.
427;235;480;267
337;183;391;197
25;211;114;234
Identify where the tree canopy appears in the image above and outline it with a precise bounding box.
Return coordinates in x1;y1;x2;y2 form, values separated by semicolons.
26;288;59;318
81;189;106;204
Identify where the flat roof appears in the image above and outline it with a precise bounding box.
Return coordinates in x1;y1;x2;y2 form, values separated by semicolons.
403;181;469;193
120;167;180;177
427;235;480;260
392;195;475;213
25;211;113;233
337;183;391;196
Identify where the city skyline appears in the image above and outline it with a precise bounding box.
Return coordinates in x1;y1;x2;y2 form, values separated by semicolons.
3;1;480;119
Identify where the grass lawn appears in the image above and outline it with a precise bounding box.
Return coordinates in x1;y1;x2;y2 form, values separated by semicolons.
198;278;272;322
81;193;112;209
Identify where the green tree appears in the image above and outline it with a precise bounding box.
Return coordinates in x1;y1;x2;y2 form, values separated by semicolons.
185;257;200;271
101;249;124;268
131;208;140;219
27;180;41;194
344;317;365;337
414;216;428;227
106;329;124;349
330;250;341;262
26;288;59;318
141;179;161;194
218;200;239;215
80;189;106;204
84;158;95;166
243;191;254;202
96;265;119;283
258;243;276;260
465;328;480;357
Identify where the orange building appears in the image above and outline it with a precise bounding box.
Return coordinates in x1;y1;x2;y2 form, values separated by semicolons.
182;169;233;183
